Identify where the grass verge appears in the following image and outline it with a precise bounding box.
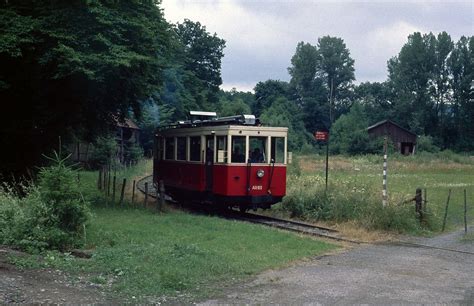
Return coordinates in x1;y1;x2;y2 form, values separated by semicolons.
10;207;337;302
281;153;474;234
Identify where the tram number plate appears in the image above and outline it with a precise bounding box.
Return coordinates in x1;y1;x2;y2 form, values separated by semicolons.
252;185;263;190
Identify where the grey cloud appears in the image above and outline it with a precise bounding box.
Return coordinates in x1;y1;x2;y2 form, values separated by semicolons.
163;0;473;91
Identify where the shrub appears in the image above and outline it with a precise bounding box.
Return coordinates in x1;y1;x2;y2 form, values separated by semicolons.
282;175;424;233
0;152;90;252
417;135;440;153
0;186;27;245
90;134;117;166
124;142;144;164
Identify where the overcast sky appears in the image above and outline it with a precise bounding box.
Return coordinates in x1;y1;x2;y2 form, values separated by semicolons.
162;0;473;92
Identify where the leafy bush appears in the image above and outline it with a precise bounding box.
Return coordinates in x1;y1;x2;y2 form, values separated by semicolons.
90;135;117;166
0;186;27;245
417;135;440;153
0;153;90;252
124;142;144;164
282;175;427;233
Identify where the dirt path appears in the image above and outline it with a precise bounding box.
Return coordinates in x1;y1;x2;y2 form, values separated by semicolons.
0;248;116;304
202;227;474;304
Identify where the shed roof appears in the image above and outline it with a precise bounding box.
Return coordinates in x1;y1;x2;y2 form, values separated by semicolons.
367;119;416;136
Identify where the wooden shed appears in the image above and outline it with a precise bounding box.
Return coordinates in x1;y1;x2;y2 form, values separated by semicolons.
115;118;140;163
367;120;417;155
70;117;140;163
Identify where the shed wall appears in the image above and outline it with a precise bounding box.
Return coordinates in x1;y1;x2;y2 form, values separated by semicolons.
368;122;416;144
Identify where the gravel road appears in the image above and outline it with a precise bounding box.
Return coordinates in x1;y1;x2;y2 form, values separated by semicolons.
203;227;474;304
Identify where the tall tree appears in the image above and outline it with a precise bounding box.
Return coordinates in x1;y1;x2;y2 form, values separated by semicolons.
253;80;291;116
174;19;226;106
0;0;173;174
431;32;454;147
448;36;474;150
288;36;354;132
388;32;437;135
288;42;319;99
355;81;393;125
317;36;355;122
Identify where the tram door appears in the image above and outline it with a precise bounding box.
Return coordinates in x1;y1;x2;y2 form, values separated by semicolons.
205;135;214;192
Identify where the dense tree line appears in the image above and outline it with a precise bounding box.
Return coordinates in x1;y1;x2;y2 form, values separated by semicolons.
227;33;473;154
0;1;225;174
1;1;473;174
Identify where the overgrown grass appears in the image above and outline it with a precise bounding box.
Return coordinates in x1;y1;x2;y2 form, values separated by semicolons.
281;152;474;233
461;232;474;242
77;159;152;206
13;207;336;302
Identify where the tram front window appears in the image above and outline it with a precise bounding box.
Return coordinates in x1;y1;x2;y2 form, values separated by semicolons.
271;137;285;163
216;136;228;163
249;136;267;163
231;136;246;163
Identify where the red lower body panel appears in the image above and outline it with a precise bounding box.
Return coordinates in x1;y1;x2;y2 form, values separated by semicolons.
154;161;286;207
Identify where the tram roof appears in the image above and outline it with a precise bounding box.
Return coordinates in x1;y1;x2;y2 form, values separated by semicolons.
157;124;288;137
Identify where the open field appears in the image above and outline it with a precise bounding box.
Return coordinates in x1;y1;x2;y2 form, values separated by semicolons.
287;153;474;233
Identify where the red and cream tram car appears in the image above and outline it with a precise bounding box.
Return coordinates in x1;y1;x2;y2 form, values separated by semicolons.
153;112;288;210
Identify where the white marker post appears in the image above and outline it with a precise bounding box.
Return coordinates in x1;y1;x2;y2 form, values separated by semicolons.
382;137;388;207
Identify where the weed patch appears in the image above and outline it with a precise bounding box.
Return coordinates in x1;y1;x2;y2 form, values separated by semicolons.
15;208;337;301
281;153;473;234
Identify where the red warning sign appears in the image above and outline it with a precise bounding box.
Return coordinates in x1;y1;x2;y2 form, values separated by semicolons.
314;131;329;141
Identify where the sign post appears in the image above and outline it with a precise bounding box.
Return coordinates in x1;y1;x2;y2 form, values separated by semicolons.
382;137;388;207
315;131;330;191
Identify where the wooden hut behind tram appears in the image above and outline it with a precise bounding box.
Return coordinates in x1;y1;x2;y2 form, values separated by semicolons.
367;120;417;155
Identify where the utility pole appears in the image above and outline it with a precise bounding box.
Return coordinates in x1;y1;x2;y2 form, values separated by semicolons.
329;77;334;124
382;137;388;207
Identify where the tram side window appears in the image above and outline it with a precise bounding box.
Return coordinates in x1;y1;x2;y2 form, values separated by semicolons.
190;136;201;161
165;137;175;160
216;136;227;163
231;136;246;163
249;136;267;163
177;137;187;161
154;137;163;161
271;137;285;163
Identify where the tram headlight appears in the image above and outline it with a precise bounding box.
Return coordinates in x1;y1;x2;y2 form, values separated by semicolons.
256;169;265;178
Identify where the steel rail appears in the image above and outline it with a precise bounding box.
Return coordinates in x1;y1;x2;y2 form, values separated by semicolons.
135;175;474;253
226;211;364;244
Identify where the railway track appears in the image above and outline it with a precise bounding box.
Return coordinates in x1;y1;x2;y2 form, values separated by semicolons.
229;211;363;244
135;176;474;254
135;175;361;244
136;176;157;197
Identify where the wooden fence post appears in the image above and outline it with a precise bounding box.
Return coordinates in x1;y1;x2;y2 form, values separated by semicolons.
442;189;452;232
464;189;468;234
132;180;136;206
415;188;423;223
112;175;116;205
158;180;165;212
144;182;148;207
102;166;106;191
107;165;111;196
423;188;427;212
97;169;103;190
119;178;126;206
